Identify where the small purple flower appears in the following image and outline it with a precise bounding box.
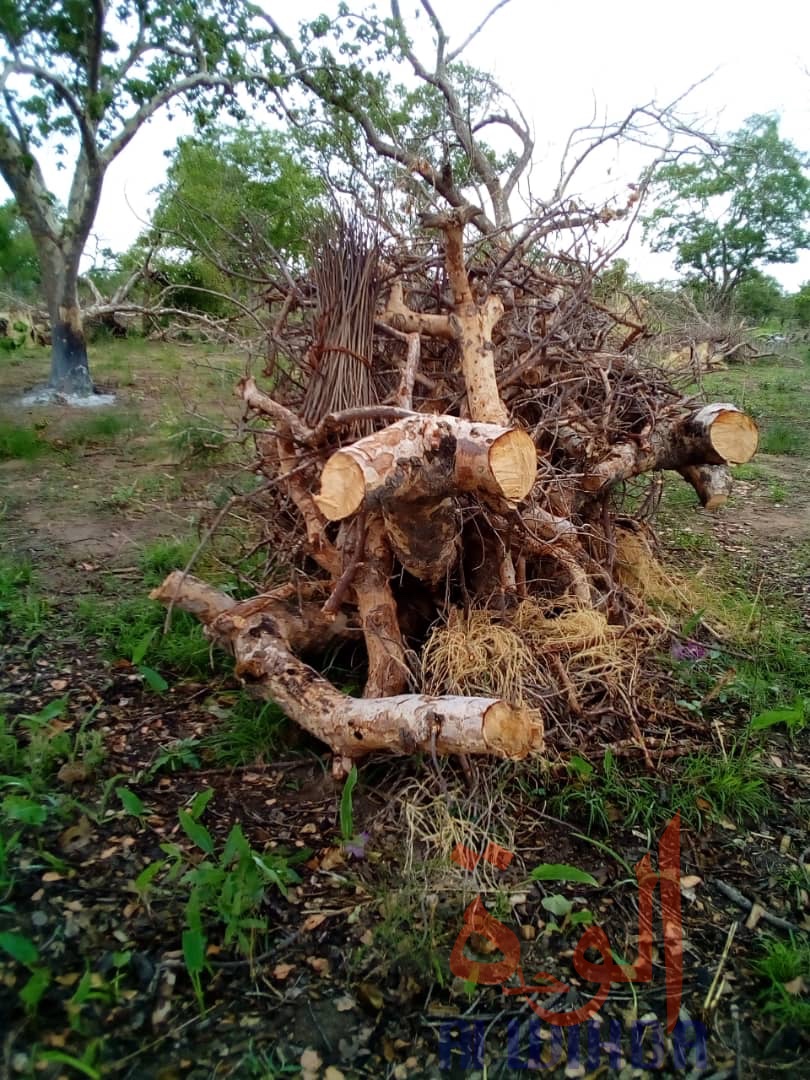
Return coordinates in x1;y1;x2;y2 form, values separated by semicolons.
344;832;370;859
671;639;709;662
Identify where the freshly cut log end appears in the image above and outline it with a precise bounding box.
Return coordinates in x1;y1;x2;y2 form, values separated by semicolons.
314;453;364;520
584;401;759;493
485;430;537;503
699;404;758;464
481;701;538;757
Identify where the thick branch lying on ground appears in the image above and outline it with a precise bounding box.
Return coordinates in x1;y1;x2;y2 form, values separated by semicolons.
151;573;353;653
583;403;758;493
314;413;537;521
152;572;539;775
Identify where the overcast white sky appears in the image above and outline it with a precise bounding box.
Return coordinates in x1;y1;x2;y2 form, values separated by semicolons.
10;0;810;287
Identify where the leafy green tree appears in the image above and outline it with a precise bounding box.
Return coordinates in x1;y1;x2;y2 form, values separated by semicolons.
732;270;786;324
150;126;324;290
643;115;810;309
0;199;39;297
0;0;270;395
793;282;810;327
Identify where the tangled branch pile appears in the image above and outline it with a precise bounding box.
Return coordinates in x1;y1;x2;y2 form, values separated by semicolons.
153;208;758;776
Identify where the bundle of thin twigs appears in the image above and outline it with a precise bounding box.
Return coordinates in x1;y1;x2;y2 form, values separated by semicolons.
301;212;382;434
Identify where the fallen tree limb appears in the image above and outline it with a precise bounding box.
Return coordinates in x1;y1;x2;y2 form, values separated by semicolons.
314;413;537;521
152;573;354;653
151;572;540;774
583;403;758;493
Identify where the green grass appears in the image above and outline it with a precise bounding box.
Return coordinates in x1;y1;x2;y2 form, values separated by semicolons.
138;536;198;586
166;415;229;461
201;694;289;766
753;937;810;1029
0;556;48;631
0;697;105;832
677;748;772;825
551;742;773;834
62;410;142;447
77;594;216;678
760;422;808;456
0;421;46;461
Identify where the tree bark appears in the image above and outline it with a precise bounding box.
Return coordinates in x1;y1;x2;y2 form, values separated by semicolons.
354;515;409;696
314;413;536;522
678;464;734;509
152;572;540;770
583;404;758;493
50;302;93;397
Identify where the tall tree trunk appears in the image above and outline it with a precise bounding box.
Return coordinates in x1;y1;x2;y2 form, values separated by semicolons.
45;270;94;397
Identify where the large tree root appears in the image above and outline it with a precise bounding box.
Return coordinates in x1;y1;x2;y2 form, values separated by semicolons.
152;572;540;776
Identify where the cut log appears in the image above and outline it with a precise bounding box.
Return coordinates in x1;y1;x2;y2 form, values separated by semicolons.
583;403;758;493
151;572;540;765
678;463;734;510
314;414;536;521
690;403;758;464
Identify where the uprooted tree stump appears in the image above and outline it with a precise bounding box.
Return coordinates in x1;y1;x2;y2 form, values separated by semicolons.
152;208;758;777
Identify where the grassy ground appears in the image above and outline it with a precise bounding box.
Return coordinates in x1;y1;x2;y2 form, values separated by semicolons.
0;339;809;1079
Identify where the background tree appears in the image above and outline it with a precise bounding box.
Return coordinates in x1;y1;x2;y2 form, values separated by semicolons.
0;0;269;396
643;114;810;309
792;281;810;327
732;270;787;324
0;198;39;298
143;125;324;316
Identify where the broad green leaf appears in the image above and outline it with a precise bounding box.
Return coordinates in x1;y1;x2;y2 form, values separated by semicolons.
21;696;69;726
20;968;51;1013
188;788;214;822
2;795;47;825
222;823;249;864
117;787;146;817
179;810;214;854
0;931;39;965
182;928;207;976
541;894;573;918
569;909;595;927
529;864;599;887
138;665;169;693
750;707;803;731
567;755;594;781
131;629;156;666
133;860;164;894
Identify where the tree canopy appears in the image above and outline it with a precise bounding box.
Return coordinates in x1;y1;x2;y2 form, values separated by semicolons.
643;115;810;308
